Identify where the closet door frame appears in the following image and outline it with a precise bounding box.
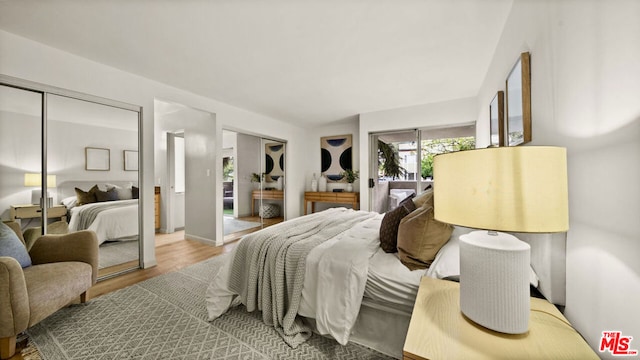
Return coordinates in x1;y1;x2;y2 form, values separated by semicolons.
1;74;144;269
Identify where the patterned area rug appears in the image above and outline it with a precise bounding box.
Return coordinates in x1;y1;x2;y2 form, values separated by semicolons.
27;255;393;359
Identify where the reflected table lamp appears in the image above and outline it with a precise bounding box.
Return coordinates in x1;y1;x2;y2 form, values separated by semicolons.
24;173;57;206
433;146;568;334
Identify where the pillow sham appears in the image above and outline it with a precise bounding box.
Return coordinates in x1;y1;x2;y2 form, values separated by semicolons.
95;187;119;202
75;185;99;205
396;203;453;270
412;188;434;208
0;222;31;268
61;196;78;209
379;195;416;253
106;182;134;200
426;226;540;288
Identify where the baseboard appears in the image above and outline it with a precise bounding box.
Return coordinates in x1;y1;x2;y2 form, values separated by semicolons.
185;233;217;246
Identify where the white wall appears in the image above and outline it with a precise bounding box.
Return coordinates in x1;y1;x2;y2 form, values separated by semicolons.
236;133;261;217
1;29;306;265
0;112;137;219
358;97;478;211
475;1;640;356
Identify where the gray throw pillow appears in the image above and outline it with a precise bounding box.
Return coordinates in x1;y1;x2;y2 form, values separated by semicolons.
0;222;32;268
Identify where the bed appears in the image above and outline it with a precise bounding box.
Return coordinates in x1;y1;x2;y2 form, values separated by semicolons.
206;201;566;358
57;181;139;245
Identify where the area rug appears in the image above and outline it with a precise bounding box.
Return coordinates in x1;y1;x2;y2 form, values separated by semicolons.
27;255;393;359
223;216;261;235
98;240;139;269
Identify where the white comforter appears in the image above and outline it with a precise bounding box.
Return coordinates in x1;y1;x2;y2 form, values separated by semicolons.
206;209;384;346
68;199;138;244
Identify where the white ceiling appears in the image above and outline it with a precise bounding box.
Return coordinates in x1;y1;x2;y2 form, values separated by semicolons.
0;0;512;126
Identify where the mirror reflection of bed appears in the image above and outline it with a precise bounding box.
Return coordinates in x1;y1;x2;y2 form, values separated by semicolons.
57;181;139;278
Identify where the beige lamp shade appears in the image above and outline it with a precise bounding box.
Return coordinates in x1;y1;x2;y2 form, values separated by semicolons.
24;173;57;188
433;146;568;233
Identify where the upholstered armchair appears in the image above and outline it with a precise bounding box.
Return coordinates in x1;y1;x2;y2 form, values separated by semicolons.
0;221;98;359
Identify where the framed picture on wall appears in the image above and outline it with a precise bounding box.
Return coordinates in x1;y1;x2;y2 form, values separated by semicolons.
85;147;110;171
320;134;353;182
123;150;138;171
489;91;505;147
505;52;532;146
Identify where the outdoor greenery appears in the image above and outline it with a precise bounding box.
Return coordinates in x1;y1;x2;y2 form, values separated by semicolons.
378;140;407;180
421;137;475;178
250;172;263;183
223;158;234;181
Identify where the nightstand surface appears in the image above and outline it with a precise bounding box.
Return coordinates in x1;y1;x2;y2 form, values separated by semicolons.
403;277;598;360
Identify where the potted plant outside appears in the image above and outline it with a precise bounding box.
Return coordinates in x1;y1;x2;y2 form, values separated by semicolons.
340;169;359;192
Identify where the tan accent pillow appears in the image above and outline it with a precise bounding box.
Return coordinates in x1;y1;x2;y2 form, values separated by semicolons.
397;202;454;271
75;185;99;205
412;188;434;208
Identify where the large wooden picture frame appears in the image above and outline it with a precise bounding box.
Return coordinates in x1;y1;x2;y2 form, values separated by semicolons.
505;52;532;146
489;91;505;147
85;147;110;171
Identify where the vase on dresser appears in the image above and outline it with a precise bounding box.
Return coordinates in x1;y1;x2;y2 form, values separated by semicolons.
346;183;354;192
311;173;318;192
318;175;327;192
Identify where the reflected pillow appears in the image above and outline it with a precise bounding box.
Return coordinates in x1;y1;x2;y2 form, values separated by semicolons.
0;222;31;268
106;183;133;200
132;186;139;199
95;187;119;202
61;196;78;209
75;185;99;205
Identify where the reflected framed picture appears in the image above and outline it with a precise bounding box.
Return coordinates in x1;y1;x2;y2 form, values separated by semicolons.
85;147;110;171
321;134;352;182
489;91;505;147
505;52;532;146
124;150;138;171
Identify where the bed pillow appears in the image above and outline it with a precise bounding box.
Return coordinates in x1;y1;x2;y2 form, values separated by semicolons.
0;222;31;268
426;226;540;288
75;185;99;205
106;183;133;200
95;187;119;202
412;188;434;208
61;196;78;209
396;202;454;271
379;195;416;253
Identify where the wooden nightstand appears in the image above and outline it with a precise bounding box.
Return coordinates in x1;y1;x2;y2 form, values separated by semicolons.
403;277;598;360
10;204;67;222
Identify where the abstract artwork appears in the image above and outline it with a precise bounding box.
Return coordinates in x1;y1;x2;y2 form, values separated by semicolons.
264;142;284;183
321;134;352;182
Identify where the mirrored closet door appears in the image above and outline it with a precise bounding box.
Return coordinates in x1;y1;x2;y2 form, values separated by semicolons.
221;130;285;243
0;78;142;280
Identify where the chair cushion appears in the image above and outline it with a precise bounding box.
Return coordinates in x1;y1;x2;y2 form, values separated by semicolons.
0;222;31;268
23;262;93;326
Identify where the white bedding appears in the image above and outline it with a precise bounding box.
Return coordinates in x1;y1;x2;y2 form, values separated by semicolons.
68;199;138;244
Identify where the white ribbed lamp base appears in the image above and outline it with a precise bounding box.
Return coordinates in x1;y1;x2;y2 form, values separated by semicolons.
459;230;531;334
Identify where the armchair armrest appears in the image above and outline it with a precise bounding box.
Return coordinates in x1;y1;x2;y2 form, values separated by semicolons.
29;231;99;285
0;257;29;338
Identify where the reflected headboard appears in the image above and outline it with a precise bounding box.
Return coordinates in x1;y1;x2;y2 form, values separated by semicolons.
56;180;138;202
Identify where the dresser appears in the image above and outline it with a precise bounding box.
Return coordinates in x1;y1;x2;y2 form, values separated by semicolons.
154;186;161;230
303;192;359;215
10;204;67;222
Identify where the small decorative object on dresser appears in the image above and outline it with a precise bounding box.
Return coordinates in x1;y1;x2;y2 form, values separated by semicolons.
310;173;318;192
318;174;327;192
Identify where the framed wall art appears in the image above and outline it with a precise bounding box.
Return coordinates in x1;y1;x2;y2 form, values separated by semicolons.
489;91;505;147
85;147;110;171
505;52;532;146
123;150;138;171
320;134;353;182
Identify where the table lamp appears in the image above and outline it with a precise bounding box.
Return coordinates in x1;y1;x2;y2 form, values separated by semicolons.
24;173;57;206
433;146;568;334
